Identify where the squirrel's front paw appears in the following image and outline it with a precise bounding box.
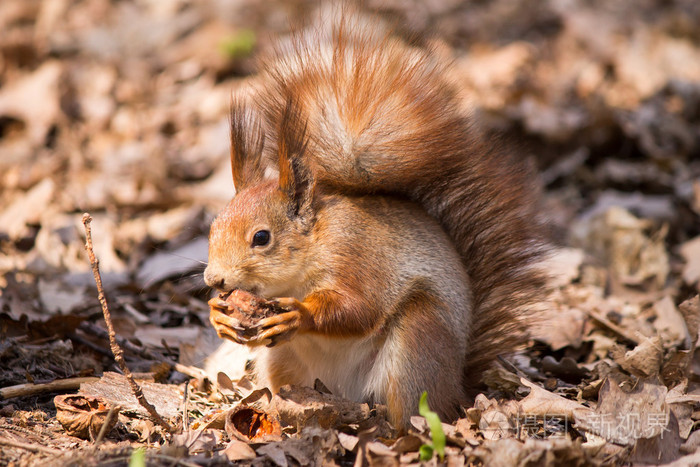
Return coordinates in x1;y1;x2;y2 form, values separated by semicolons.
208;292;312;347
209;308;249;345
208;290;281;346
252;298;312;347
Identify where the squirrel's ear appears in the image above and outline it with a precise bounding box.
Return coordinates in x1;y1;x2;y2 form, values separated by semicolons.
230;99;265;192
278;98;315;220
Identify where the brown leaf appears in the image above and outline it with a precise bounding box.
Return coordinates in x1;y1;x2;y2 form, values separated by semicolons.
531;304;586;351
654;297;692;348
519;378;592;420
0;61;63;145
679;295;700;351
171;429;221;454
271;385;371;430
223;439;256;461
572;206;669;288
681;237;700;291
612;336;664;377
574;377;670;445
0;178;54;240
191;408;227;431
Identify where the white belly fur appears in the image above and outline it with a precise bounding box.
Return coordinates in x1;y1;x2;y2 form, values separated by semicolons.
256;332;387;404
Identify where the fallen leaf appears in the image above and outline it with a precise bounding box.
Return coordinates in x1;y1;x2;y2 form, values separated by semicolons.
337;432;359;452
171;428;221;454
0;61;63;145
271;385;371;430
653;296;691;348
531;306;586;350
256;443;288;467
519;378;592;420
0;178;54;240
544;248;584;288
574;377;670;445
680;236;700;290
572;206;669;288
223;439;256;461
611;336;664;377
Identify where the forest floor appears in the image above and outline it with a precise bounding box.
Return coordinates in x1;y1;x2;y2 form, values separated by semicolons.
1;0;699;465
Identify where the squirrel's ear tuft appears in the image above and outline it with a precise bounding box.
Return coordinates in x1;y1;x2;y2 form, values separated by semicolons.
230;98;266;192
278;97;315;220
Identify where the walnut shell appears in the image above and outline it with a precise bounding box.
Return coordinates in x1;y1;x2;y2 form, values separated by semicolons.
225;404;283;443
208;290;282;339
54;394;118;440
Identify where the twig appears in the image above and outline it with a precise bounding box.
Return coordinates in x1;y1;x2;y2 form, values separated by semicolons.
183;380;189;431
82;213;176;434
0;377;99;400
0;438;62;455
94;404;121;445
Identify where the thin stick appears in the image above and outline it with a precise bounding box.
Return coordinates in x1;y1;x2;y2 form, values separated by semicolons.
0;377;99;400
94;404;120;445
82;213;175;434
0;438;62;455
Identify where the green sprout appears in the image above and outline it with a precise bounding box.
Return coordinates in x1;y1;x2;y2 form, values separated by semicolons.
219;29;256;59
129;447;146;467
418;391;446;461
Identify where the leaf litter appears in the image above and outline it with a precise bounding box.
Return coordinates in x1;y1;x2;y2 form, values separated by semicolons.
1;0;700;465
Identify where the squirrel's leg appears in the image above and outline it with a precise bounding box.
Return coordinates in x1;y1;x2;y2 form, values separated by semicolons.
256;344;312;391
378;286;467;429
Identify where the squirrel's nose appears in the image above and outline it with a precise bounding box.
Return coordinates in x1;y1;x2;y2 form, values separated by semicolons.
203;267;228;291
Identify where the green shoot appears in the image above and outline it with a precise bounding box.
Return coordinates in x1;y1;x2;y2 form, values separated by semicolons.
129;447;146;467
219;29;256;59
418;391;446;461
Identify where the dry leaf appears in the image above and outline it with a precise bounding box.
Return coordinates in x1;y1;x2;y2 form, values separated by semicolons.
544;248;584;288
0;178;54;240
653;296;691;348
223;439;256;461
572;206;669;288
479;409;513;441
171;429;221;453
531;305;586;350
519;378;592;420
574;378;670;445
680;237;700;290
612;336;664;377
337;432;359;452
0;61;63;145
271;385;371;430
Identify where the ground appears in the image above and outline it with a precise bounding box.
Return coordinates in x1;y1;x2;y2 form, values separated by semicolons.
1;0;699;465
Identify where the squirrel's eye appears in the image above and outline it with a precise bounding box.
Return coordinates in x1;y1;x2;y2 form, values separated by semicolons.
252;230;271;247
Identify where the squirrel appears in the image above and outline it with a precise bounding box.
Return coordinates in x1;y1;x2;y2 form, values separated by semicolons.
204;17;549;429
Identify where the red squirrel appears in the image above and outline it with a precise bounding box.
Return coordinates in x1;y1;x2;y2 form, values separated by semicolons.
204;17;549;429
